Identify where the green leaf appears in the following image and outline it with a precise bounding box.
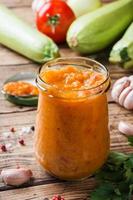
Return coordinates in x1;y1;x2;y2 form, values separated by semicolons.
129;184;133;200
95;152;128;182
92;152;133;200
96;168;124;182
127;136;133;146
108;152;128;165
91;182;114;200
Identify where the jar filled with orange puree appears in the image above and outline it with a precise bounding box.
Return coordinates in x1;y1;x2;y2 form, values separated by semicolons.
35;57;110;180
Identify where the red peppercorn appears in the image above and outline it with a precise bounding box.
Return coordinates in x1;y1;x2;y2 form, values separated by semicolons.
0;144;7;152
52;195;64;200
10;127;16;132
18;139;25;146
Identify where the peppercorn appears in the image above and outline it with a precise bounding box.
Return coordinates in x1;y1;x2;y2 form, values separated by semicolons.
10;127;16;132
52;195;64;200
0;144;7;152
18;139;25;146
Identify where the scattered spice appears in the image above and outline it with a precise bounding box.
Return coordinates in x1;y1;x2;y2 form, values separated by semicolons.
10;127;16;133
21;127;32;135
0;144;7;152
2;132;11;139
5;143;13;151
18;139;25;146
1;126;34;153
52;195;64;200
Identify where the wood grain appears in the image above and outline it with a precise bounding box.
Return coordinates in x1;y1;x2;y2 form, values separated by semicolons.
1;0;32;8
0;179;96;200
0;0;133;199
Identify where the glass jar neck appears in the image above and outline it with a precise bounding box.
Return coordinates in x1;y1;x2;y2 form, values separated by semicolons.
36;57;110;99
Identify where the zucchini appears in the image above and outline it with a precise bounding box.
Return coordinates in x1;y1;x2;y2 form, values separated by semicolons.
0;4;59;63
109;22;133;69
67;0;133;54
67;0;101;17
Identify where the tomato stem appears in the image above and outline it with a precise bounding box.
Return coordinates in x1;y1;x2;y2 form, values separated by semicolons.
47;14;60;34
47;14;60;26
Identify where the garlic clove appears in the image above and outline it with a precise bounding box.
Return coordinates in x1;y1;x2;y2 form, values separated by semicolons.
129;76;133;88
123;89;133;110
118;86;132;106
128;75;133;82
111;80;129;102
1;168;33;186
118;121;133;136
113;76;129;87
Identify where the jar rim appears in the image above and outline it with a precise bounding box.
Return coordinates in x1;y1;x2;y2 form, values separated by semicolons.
36;57;110;94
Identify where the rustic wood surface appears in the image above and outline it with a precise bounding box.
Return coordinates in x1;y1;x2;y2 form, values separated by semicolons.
0;0;133;199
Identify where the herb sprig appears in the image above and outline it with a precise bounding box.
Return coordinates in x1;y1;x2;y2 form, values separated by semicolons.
91;135;133;199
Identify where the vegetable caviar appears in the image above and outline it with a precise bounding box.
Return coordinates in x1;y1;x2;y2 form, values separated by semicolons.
3;81;39;96
41;65;105;91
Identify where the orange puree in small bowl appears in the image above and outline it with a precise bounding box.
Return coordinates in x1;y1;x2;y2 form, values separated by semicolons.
4;81;39;96
35;60;110;180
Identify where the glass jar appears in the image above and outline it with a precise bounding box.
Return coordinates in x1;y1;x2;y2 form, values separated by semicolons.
35;57;110;180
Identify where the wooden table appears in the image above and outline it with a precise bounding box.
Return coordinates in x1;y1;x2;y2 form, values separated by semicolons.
0;1;133;199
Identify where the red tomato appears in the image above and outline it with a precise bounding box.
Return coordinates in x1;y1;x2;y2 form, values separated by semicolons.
36;0;76;43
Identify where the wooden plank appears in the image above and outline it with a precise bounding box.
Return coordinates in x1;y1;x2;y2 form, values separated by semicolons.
0;45;33;66
1;0;32;8
0;178;96;200
0;64;38;87
0;152;58;190
0;110;36;130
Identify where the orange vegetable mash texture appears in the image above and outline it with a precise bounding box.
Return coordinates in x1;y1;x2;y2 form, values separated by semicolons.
41;65;105;90
4;81;39;96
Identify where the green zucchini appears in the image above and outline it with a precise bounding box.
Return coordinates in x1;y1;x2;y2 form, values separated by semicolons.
67;0;133;54
109;22;133;69
0;4;59;63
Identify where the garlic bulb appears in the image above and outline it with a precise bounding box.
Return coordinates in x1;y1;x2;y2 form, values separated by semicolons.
111;76;133;110
1;168;33;186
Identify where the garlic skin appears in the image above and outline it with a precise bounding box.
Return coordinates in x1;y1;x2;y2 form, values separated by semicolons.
111;76;133;110
1;168;33;186
118;121;133;136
